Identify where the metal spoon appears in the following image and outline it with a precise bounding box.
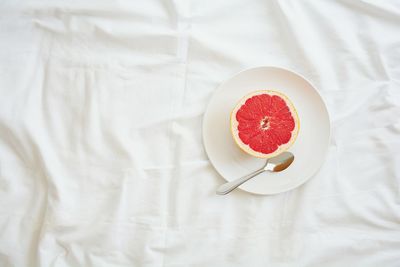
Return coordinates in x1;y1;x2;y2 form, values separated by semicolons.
216;152;295;195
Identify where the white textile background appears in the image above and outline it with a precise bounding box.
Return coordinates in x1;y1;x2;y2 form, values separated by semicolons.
0;0;400;266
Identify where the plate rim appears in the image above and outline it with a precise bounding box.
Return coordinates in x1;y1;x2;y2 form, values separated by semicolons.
202;65;331;195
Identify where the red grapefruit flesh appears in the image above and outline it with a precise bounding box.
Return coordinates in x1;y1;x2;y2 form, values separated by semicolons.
230;90;299;158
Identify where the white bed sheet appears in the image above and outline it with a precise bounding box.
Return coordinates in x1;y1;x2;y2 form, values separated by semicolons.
0;0;400;266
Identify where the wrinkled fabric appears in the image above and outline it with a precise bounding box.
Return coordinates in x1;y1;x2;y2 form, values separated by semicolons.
0;0;400;266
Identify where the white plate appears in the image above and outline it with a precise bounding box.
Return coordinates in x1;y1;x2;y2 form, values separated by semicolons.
203;66;331;195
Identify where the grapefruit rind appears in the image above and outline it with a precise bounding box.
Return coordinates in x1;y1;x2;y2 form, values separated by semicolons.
230;90;300;159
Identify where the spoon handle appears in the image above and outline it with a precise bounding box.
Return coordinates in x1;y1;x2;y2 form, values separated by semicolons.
216;168;265;195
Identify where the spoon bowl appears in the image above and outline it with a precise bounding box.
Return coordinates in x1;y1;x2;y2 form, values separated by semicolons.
265;152;295;172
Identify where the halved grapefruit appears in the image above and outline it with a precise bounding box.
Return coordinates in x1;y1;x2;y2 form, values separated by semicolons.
230;90;299;158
